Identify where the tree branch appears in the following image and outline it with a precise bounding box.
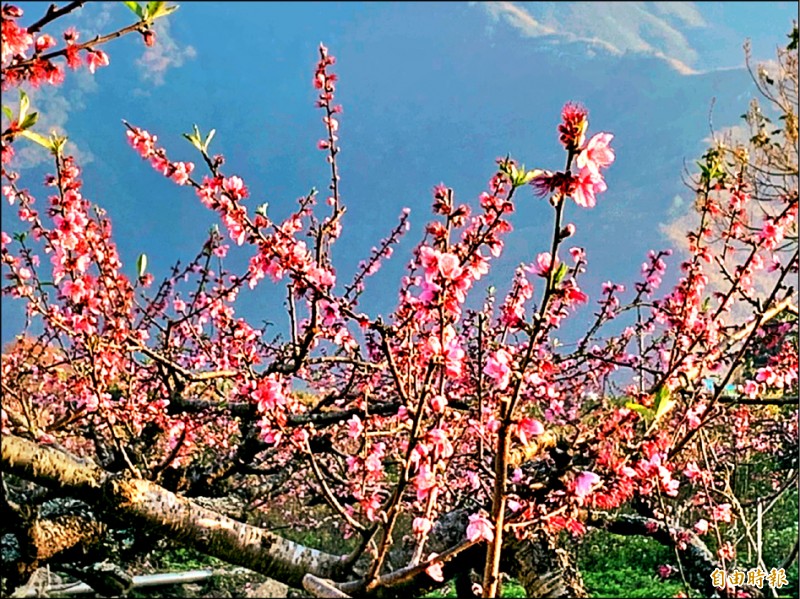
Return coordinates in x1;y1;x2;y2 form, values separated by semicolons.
588;512;764;598
2;435;348;589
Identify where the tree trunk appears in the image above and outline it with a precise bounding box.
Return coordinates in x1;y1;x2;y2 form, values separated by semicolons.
2;435;347;589
504;531;588;598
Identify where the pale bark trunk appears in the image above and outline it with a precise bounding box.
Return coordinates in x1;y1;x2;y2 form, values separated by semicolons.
3;435;346;589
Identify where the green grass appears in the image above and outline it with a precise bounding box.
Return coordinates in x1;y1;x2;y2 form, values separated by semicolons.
425;580;526;598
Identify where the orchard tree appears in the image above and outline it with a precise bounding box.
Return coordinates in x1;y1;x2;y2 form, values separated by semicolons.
1;4;797;598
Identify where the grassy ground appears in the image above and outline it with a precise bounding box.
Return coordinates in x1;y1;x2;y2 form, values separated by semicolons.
121;509;798;598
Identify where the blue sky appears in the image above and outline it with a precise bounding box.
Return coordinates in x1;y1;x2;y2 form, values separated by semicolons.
2;2;797;345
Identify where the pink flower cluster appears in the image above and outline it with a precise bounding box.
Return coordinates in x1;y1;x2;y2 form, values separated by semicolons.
1;5;32;63
126;126;195;186
2;12;111;89
531;103;615;208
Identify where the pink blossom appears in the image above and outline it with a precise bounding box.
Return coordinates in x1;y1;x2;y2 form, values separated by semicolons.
517;417;544;445
346;415;363;439
755;367;778;386
415;463;437;501
485;348;513;390
425;554;444;582
683;462;702;480
657;564;677;579
251;376;286;412
86;49;109;74
170;161;194;186
35;34;56;53
222;176;248;201
529;252;554;277
562;281;589;306
694;519;709;534
686;403;706;429
1;15;33;62
418;245;440;281
359;493;382;522
438;251;462;280
569;247;586;263
712;503;732;523
428;428;454;460
559;102;588;150
577;133;615;174
573;167;607;208
741;380;759;399
430;394;447;413
318;299;340;326
466;513;495;543
574;471;601;500
758;218;785;250
365;443;385;476
413;517;433;536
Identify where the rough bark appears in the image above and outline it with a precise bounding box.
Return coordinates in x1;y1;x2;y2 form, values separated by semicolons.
3;435;347;589
107;475;347;588
504;532;588;598
22;515;104;562
1;493;105;595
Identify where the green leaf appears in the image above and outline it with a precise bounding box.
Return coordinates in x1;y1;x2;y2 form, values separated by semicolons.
181;133;200;149
18;90;30;123
204;128;215;150
51;134;68;156
184;125;217;153
182;125;203;151
137;253;148;278
20;112;38;130
2;106;13;120
20;129;52;149
520;168;542;185
122;1;144;18
652;385;676;424
147;2;178;20
146;1;164;15
553;262;569;285
497;154;512;175
625;402;653;421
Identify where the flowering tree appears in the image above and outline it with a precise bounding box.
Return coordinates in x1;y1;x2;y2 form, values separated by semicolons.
1;4;797;598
